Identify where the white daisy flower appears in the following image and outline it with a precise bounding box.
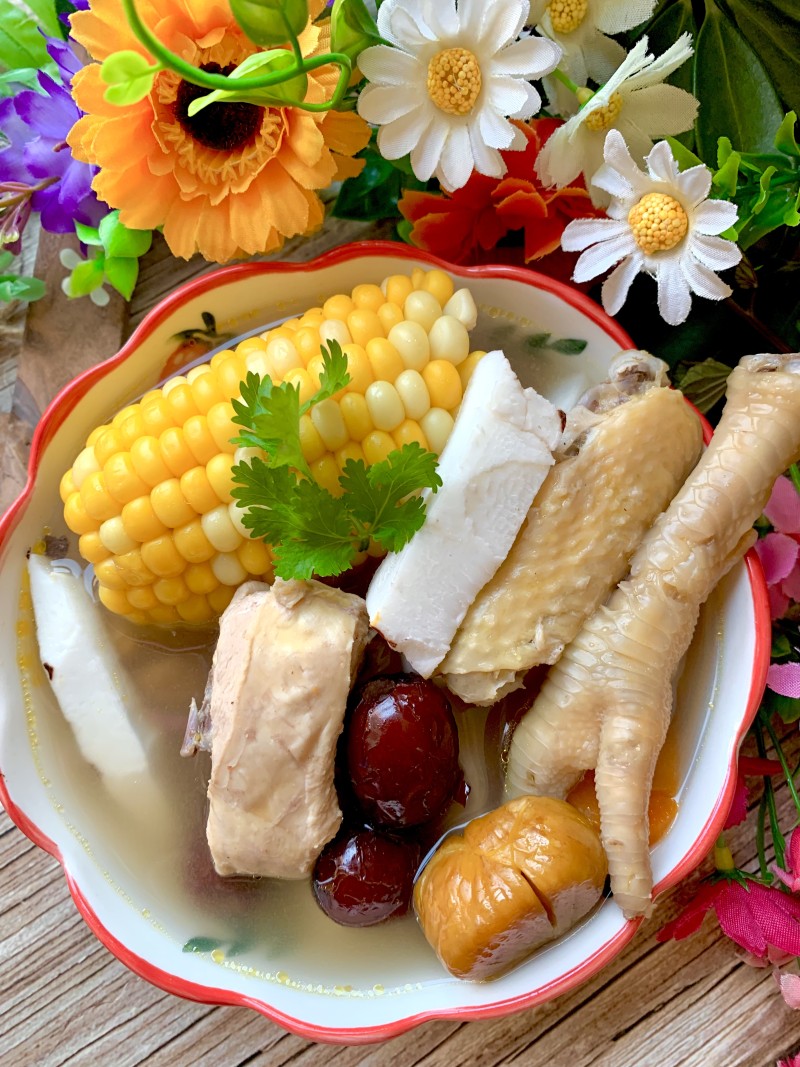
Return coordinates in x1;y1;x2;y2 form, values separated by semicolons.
562;130;741;326
532;0;657;86
356;0;561;191
536;35;698;202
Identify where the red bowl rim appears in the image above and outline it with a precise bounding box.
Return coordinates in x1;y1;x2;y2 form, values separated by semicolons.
0;240;772;1044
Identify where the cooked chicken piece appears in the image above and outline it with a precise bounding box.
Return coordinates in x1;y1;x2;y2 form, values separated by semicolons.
203;578;369;879
506;352;800;919
440;352;703;705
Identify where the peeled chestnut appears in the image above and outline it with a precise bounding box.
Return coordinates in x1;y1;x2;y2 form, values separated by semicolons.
312;828;420;927
346;675;460;829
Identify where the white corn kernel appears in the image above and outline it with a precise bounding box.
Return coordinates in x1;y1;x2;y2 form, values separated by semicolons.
72;445;101;489
267;336;301;376
211;551;248;586
404;290;441;332
420;408;455;454
244;350;270;378
394;369;431;421
233;446;266;466
444;288;478;330
429;314;470;366
161;374;188;397
99;516;138;555
202;504;244;553
311;398;349;451
365;381;405;432
388;320;430;371
319;318;353;349
228;500;252;538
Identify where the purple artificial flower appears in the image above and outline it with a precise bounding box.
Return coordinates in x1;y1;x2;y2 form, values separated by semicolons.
0;34;104;236
58;0;90;32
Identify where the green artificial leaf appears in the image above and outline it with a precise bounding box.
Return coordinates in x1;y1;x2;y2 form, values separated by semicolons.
0;273;46;301
666;136;704;171
332;146;410;222
774;111;800;157
0;0;52;70
97;210;153;258
737;185;799;249
762;687;800;725
673;357;731;413
713;137;741;196
330;0;381;63
20;0;62;37
67;256;105;297
101;51;160;106
725;0;800;116
783;188;800;227
0;67;41;96
228;0;308;47
771;632;793;660
0;251;12;272
75;222;102;247
751;165;778;215
694;0;784;163
103;255;138;300
187;49;307;115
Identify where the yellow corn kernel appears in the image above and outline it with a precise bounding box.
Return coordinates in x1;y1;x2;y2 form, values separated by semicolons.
236;336;269;359
363;430;396;466
179;466;220;514
80;472;121;522
377;301;404;335
140;535;186;578
393;420;429;450
383;274;414;307
86;424;105;447
233;445;265;466
165;382;200;426
347;308;384;348
341;344;373;395
121;496;168;543
367;537;387;559
300;309;324;328
126;585;159;611
150;479;197;528
352;283;385;312
336;441;366;471
323;293;354;320
93;428;124;468
411;266;426;289
129;435;172;488
94;558;128;591
311;398;349;451
365;381;404;431
206;452;236;502
148;603;180;624
174;519;215;563
182;415;220;465
388;321;430;371
190;371;225;414
140;397;174;438
404;289;442;332
71;445;101;489
294;326;323;365
284;368;316;405
114;549;155;587
103;453;151;504
111;403;140;429
320;318;352;349
153;576;191;606
206;401;238;455
59;469;76;504
209;348;236;369
394;368;431;421
140;388;162;404
299;413;326;464
186;364;212;384
99;516;138;556
243;347;270;379
281;317;301;331
202;504;244;553
98;584;132;616
211;551;248;586
159;427;196;478
311;454;343;496
420;407;455;454
366;337;404;382
429;315;470;366
64;491;101;535
423;359;463;410
340;393;373;442
78;532;111;564
215;354;247;399
208;584;235;614
267;335;301;376
177;595;215;624
422;269;455;306
185;561;219;595
237;537;272;576
306;353;324;390
459;350;486;389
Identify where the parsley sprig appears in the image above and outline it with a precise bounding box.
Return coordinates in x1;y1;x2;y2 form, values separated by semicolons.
230;342;442;580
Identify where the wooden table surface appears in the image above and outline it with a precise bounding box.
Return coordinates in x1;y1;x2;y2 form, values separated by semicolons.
2;221;800;1067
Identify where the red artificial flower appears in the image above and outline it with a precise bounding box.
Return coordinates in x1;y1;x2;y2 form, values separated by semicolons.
725;755;783;829
772;828;800;894
657;877;800;960
398;118;604;272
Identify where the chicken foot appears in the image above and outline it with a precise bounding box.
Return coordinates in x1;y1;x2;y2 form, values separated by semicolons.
506;352;800;919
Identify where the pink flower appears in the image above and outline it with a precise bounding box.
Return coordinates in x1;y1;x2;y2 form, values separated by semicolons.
775;971;800;1011
767;663;800;699
772;828;800;893
657;877;800;959
757;475;800;619
725;755;782;829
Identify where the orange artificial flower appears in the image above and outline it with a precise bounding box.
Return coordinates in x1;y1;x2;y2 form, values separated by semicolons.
398;118;604;268
68;0;370;262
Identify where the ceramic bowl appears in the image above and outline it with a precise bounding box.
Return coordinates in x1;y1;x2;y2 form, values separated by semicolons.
0;242;770;1043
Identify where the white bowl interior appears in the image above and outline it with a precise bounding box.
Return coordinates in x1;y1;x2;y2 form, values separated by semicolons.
0;252;757;1037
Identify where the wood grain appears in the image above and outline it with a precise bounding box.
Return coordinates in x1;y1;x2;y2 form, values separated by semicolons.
3;224;800;1067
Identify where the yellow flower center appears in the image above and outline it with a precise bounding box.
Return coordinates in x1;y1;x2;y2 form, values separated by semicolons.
628;193;689;254
426;47;482;116
547;0;589;33
583;91;623;132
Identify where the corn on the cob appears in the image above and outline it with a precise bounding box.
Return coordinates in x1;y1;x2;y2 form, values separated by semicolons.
61;268;484;626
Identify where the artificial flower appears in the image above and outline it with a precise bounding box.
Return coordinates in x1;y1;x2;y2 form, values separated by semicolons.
0;36;103;236
536;34;698;201
530;0;657;87
656;877;800;961
776;973;800;1011
772;828;800;893
68;0;370;262
357;0;561;191
561;130;741;325
398;117;603;266
757;474;800;620
724;755;782;829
